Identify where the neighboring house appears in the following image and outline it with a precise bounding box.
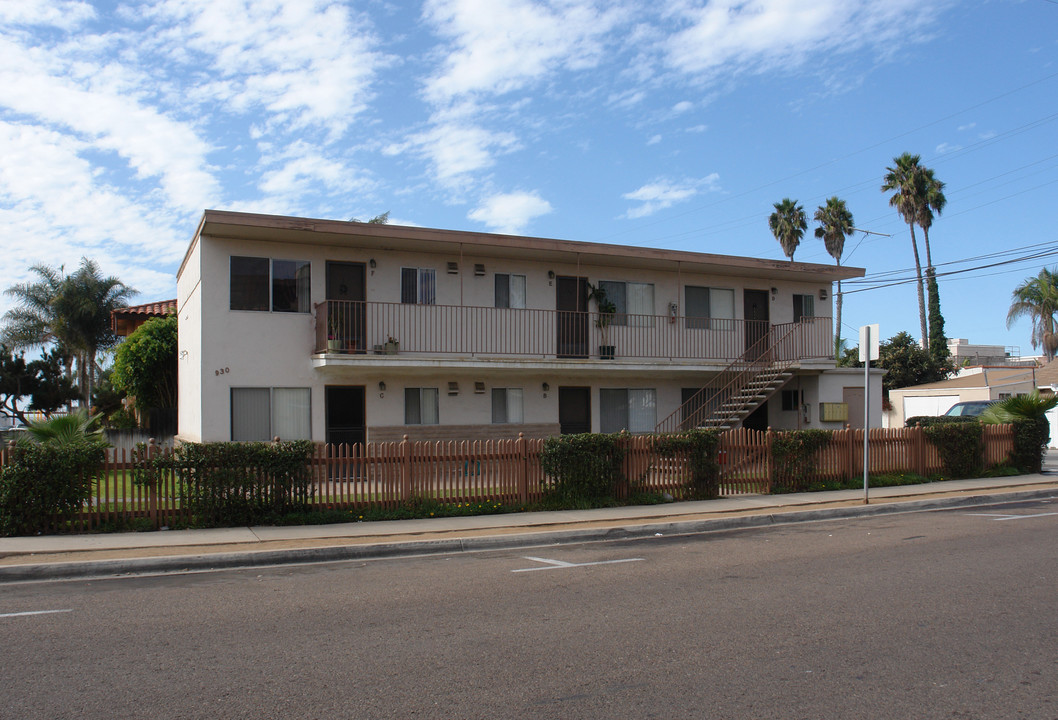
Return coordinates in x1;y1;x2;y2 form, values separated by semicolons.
947;338;1030;368
111;299;178;337
176;210;883;445
885;366;1039;427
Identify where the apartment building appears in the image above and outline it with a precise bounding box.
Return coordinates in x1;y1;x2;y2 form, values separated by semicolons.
176;210;882;444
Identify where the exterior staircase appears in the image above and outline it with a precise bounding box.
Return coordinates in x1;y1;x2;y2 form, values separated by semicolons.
655;322;806;434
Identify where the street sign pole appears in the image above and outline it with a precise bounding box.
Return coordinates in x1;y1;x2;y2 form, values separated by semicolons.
859;324;879;505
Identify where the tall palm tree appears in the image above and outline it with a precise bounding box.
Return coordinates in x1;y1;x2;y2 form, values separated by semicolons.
768;198;807;262
813;197;855;359
916;167;946;271
3;258;136;408
882;153;928;348
1007;267;1058;362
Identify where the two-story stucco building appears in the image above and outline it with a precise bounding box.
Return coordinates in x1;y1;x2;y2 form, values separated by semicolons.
176;210;882;445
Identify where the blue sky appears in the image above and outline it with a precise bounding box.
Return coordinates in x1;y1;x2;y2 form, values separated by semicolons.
2;0;1056;356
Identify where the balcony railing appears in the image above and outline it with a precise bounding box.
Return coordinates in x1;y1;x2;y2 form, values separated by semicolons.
314;300;833;363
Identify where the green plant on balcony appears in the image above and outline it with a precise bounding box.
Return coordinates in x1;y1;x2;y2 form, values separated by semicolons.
588;283;617;359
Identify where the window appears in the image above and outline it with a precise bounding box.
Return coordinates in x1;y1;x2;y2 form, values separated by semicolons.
495;274;526;309
401;268;436;305
793;294;815;322
405;387;439;424
781;389;803;412
685;286;735;329
600;388;656;434
231;387;311;441
230;256;310;313
599;281;654;326
491;388;524;423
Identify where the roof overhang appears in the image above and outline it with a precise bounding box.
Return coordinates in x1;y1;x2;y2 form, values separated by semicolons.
179;209;865;283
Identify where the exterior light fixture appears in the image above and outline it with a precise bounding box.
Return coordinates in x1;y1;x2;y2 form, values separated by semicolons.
369;258;377;269
770;287;777;298
542;382;550;392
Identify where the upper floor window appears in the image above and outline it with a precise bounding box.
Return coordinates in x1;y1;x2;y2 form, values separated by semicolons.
495;274;526;309
230;256;310;313
685;286;735;330
491;388;524;423
793;294;815;322
599;281;654;327
401;268;436;305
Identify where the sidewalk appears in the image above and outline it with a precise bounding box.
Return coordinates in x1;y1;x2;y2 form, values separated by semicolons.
2;469;1057;582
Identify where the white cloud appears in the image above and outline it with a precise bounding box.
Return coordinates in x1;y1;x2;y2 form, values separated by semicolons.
664;0;943;78
622;175;719;218
422;0;626;104
0;0;95;30
257;142;374;199
647;134;662;145
389;122;520;189
0;121;185;309
672;100;693;114
0;36;220;212
468;191;553;234
934;142;961;155
145;0;386;137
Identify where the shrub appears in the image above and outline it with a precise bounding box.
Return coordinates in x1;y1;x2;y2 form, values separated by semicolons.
172;440;315;526
539;433;625;502
1009;417;1049;474
652;429;721;499
906;415;977;428
923;421;983;478
0;441;106;536
771;429;831;492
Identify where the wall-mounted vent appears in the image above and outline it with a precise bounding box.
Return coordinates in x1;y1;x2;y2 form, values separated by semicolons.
474;381;486;394
474;263;485;276
448;381;459;396
447;262;459;274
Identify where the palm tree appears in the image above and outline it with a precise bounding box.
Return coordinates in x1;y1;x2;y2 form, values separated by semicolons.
1007;267;1058;361
768;198;807;262
813;197;855;358
2;258;135;409
882;153;928;348
916;167;946;271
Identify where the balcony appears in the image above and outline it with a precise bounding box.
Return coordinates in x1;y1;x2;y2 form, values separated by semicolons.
313;300;833;365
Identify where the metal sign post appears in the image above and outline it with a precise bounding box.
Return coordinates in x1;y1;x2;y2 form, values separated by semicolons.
859;324;879;504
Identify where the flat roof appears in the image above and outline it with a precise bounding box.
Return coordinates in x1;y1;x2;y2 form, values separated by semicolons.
180;209;866;283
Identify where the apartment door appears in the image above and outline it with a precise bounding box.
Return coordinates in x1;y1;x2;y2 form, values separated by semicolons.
325;386;366;448
743;289;770;359
559;387;591;434
556;276;588;358
844;387;865;429
326;262;366;352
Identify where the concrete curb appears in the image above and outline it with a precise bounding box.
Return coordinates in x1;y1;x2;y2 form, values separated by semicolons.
2;487;1055;583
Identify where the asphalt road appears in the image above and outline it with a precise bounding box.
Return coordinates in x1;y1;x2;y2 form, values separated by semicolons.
2;498;1057;720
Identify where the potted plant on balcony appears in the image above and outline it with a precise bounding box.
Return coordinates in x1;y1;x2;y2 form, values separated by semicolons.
384;336;399;355
588;283;617;360
327;312;342;352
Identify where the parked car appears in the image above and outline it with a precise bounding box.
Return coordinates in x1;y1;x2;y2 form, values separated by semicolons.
943;400;995;417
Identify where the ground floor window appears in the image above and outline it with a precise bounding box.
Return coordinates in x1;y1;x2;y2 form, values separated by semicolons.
231;387;311;441
405;387;439;424
491;388;524;423
600;388;656;434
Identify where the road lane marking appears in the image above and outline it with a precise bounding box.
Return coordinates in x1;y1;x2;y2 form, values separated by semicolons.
966;512;1058;521
512;556;644;573
0;609;73;618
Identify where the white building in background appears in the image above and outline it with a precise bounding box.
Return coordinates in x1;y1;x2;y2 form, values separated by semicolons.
176;210;882;445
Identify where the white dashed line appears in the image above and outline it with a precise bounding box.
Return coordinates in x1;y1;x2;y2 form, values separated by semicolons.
512;556;644;573
0;609;73;619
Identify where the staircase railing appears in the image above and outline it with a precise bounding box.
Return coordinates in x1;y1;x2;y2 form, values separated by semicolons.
655;320;814;434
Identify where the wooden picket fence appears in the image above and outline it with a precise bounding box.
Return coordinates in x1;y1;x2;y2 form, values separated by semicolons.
0;424;1018;533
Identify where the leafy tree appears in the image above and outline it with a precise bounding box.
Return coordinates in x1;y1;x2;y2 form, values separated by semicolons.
839;331;950;397
350;211;390;224
926;269;949;366
813;197;855;358
768;198;807;262
1007;267;1058;361
111;315;178;413
2;258;135;409
0;346;79;424
91;368;127;423
882;153;929;348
